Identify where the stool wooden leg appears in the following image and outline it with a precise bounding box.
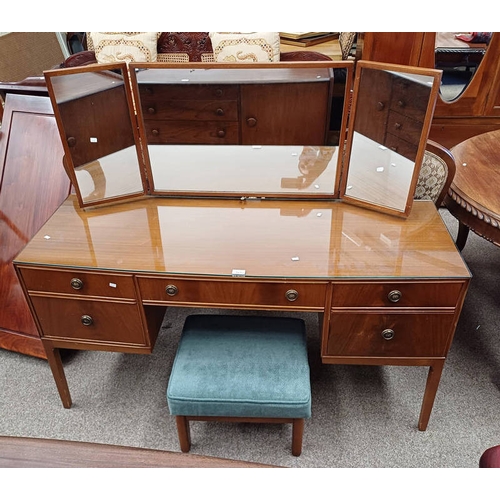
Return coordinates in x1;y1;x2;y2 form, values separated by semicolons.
291;418;304;457
176;416;191;453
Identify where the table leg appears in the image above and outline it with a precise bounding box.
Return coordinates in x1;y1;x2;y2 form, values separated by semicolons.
43;341;72;409
418;360;445;431
456;222;470;251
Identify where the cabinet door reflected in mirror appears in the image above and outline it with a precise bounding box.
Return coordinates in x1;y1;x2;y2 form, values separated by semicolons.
44;63;147;207
340;61;442;218
129;62;352;198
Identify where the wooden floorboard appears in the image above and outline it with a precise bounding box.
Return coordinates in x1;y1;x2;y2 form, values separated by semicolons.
0;436;277;468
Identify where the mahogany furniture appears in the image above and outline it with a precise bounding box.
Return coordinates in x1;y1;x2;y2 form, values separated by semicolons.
10;60;469;433
358;32;500;148
0;94;71;359
0;435;275;467
444;128;500;250
13;194;470;431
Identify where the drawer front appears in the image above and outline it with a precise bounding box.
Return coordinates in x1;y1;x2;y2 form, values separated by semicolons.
390;78;429;122
20;267;136;299
384;134;419;161
324;312;455;358
331;281;463;308
142;100;238;122
138;277;327;309
31;296;147;345
139;84;239;101
144;120;239;144
387;111;422;145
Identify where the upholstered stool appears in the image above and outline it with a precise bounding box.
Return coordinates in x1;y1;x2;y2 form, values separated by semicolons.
167;314;311;456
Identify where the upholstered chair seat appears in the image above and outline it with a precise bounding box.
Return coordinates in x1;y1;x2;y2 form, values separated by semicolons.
167;314;311;456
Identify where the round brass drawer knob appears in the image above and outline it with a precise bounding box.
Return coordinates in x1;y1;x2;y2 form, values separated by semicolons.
81;315;93;326
381;329;395;341
285;289;299;302
165;285;179;296
388;290;402;303
246;117;257;127
70;278;83;290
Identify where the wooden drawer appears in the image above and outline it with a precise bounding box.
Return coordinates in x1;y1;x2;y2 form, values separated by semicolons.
384;133;419;161
139;84;239;101
141;100;238;122
331;281;463;308
387;111;422;146
390;78;429;122
138;277;328;309
30;296;147;346
144;120;240;144
20;267;136;299
323;311;455;358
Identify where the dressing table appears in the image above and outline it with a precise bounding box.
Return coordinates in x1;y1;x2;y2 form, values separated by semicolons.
13;61;470;431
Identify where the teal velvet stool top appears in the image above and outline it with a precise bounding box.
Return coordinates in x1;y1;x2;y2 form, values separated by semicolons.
167;314;311;456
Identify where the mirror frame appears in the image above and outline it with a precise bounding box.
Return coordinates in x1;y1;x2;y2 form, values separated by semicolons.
339;60;442;218
128;61;353;200
44;60;443;218
44;62;149;208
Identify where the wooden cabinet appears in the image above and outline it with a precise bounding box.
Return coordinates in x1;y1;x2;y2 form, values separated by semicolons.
136;68;333;146
359;32;500;147
0;94;71;359
355;69;428;160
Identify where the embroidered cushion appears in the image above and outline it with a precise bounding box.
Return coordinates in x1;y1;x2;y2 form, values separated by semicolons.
209;32;280;63
88;32;158;64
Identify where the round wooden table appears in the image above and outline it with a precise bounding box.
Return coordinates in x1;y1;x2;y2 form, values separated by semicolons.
444;129;500;250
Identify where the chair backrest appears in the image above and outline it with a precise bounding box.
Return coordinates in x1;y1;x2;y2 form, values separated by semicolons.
415;140;456;207
339;32;357;60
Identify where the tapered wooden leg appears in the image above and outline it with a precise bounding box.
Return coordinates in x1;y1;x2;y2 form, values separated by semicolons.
456;222;470;251
43;342;72;409
176;416;191;452
418;360;445;431
292;418;304;456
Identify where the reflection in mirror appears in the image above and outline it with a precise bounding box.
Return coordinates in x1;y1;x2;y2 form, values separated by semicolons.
129;63;351;198
434;32;491;102
73;147;144;203
341;62;441;217
44;64;146;207
148;145;338;196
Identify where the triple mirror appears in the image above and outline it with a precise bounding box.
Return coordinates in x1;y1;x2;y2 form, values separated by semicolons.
44;60;441;218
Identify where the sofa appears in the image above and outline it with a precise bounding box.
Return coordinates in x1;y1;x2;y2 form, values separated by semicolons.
60;32;350;68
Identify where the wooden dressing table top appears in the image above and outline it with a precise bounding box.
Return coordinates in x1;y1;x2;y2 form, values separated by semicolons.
15;195;470;280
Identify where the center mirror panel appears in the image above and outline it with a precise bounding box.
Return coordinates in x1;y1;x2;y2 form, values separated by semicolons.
44;63;148;208
129;62;352;198
340;61;442;218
